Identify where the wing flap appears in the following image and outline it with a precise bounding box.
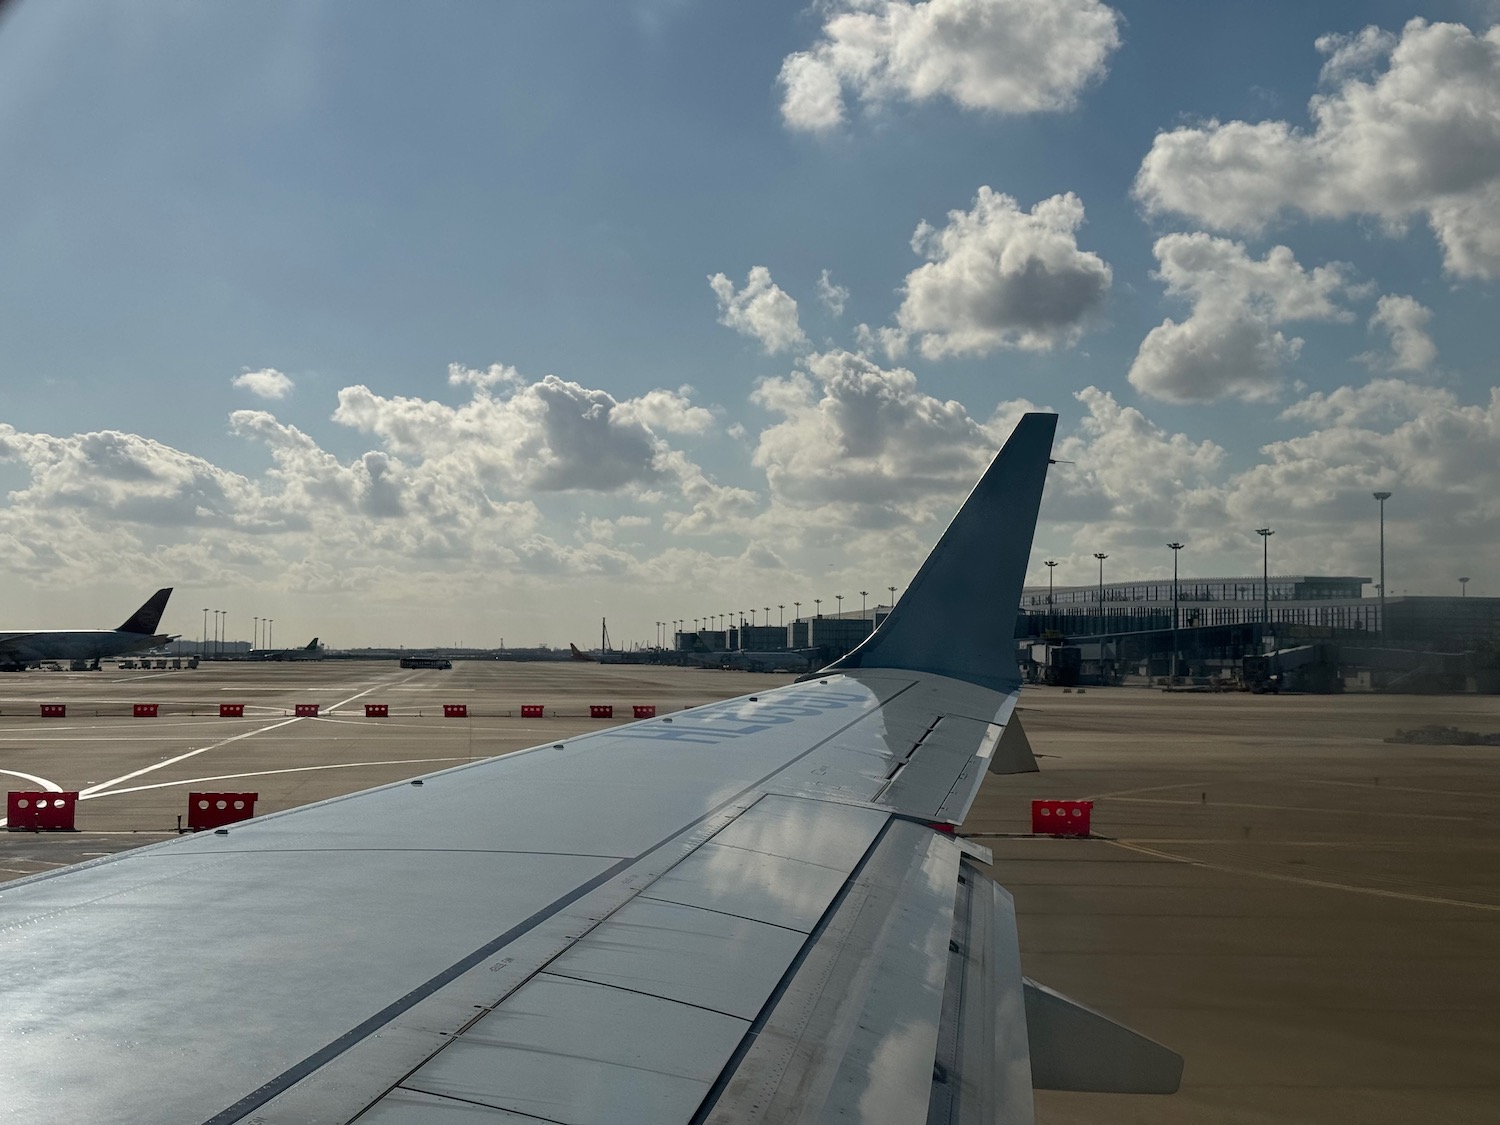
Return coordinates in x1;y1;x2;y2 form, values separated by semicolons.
704;820;962;1124
930;862;1035;1125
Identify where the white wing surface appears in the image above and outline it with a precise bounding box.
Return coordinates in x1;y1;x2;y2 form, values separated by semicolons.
0;413;1179;1124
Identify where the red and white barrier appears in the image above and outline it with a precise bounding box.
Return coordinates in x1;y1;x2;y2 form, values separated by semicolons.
187;792;257;832
6;791;78;831
1031;799;1093;837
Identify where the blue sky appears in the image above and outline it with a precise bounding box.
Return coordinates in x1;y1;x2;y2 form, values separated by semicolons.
1;1;1496;647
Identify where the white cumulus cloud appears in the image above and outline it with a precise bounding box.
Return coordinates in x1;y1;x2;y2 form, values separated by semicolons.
896;188;1111;358
1128;233;1353;403
1361;295;1437;373
232;368;294;399
817;269;850;317
1134;19;1500;278
708;266;809;355
751;348;1026;517
778;0;1122;132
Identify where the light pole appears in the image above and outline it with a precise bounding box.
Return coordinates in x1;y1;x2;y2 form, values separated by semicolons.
267;619;273;648
1256;527;1274;630
1373;491;1391;639
778;604;785;627
1044;560;1057;608
1093;553;1107;628
860;590;868;618
1460;577;1470;597
794;601;801;622
814;598;822;617
253;617;260;650
888;585;897;611
202;608;208;655
1168;543;1184;679
835;594;843;617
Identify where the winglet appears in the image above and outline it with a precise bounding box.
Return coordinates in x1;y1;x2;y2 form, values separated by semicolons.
116;588;173;635
820;413;1056;693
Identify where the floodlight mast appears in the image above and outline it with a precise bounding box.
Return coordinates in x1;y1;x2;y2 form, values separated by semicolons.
1167;544;1185;680
1373;491;1392;639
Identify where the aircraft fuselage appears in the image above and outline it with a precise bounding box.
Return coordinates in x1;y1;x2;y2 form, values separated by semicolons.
0;629;171;669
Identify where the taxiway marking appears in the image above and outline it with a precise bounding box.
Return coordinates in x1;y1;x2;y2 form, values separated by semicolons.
1106;838;1500;913
93;757;473;798
0;769;63;792
78;682;389;800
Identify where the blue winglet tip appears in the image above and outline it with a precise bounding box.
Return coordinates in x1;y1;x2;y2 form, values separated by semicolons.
820;412;1057;691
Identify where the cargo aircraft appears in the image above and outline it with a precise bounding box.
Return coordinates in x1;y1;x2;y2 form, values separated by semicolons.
0;415;1180;1121
0;587;174;671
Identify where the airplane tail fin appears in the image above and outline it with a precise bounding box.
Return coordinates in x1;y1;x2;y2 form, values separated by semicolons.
306;638;319;650
116;588;173;635
820;413;1056;693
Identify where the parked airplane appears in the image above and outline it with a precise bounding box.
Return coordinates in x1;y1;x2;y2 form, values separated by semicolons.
0;416;1180;1121
0;587;174;671
248;637;323;661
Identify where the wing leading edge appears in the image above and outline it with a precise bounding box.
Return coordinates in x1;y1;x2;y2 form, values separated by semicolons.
0;414;1179;1123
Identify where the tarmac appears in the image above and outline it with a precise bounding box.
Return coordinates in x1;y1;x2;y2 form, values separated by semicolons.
2;661;1498;1123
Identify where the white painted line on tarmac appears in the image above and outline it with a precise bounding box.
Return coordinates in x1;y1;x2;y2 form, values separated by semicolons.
1104;795;1475;822
77;682;389;800
90;757;473;798
77;716;303;800
1106;838;1500;914
0;769;63;792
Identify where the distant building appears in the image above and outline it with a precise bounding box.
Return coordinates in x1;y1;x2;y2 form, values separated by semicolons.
1022;575;1377;633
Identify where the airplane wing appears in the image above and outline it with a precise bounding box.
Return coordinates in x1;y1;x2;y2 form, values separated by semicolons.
0;414;1179;1123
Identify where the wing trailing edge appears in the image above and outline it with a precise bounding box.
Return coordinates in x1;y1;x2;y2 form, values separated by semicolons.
821;413;1057;693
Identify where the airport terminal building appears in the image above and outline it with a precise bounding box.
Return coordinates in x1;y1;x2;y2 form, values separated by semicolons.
674;573;1499;692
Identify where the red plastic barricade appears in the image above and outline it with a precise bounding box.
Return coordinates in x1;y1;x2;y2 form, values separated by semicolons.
39;704;66;719
294;703;320;718
219;703;245;718
187;792;257;832
443;704;468;718
6;791;78;831
590;705;613;719
520;704;544;718
632;705;656;719
133;703;159;718
365;703;389;718
1031;799;1093;837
